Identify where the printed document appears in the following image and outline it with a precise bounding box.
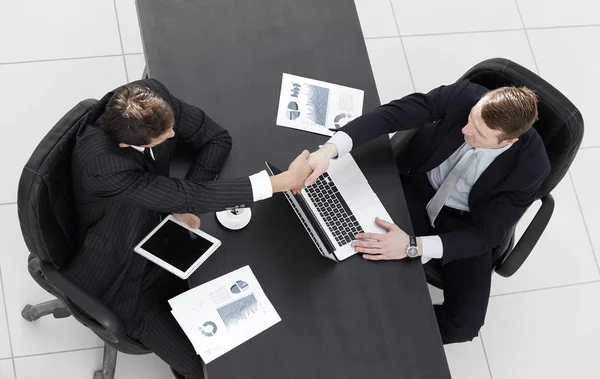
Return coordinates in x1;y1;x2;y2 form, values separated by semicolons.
169;266;281;363
276;73;364;136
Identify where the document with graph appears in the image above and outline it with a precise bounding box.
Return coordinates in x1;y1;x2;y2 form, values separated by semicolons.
168;266;281;364
276;73;364;136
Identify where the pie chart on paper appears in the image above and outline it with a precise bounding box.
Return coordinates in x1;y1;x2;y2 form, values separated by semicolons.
230;280;249;294
286;101;301;120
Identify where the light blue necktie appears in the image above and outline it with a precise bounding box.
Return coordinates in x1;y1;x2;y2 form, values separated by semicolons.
426;149;476;227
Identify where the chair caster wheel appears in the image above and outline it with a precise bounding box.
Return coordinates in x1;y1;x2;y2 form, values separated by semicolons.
21;305;37;322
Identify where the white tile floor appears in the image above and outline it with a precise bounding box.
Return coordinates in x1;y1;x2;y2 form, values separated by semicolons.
0;0;598;378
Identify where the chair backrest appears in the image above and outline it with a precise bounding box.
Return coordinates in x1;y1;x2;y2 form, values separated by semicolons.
17;99;97;269
460;58;584;198
18;99;150;353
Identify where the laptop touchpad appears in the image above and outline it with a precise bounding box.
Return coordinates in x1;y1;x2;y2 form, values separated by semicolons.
337;181;376;211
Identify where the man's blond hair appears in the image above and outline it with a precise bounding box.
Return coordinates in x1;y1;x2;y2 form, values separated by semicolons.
481;86;538;142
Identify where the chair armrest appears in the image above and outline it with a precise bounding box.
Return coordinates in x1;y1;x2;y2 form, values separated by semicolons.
390;129;418;156
495;194;555;277
38;261;126;343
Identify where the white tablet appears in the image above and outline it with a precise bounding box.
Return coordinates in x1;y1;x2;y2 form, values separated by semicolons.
134;215;221;279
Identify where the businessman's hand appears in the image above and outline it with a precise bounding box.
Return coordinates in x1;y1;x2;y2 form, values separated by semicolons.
270;150;312;193
173;213;201;229
352;217;417;261
287;150;313;189
305;144;338;186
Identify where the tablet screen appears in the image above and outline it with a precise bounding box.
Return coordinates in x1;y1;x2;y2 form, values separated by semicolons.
141;219;214;272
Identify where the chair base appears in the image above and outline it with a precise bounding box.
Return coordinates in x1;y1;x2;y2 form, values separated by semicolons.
21;299;119;379
21;299;69;322
94;344;118;379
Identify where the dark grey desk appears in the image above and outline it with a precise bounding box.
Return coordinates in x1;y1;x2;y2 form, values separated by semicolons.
137;0;450;378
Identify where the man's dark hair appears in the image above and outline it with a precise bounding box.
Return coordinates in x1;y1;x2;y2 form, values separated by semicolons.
104;84;174;146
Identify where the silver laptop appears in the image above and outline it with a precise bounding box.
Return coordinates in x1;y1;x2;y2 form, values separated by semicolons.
265;154;393;261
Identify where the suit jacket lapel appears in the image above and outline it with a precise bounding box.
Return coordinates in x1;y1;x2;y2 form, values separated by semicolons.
151;143;171;176
469;141;520;204
420;124;466;172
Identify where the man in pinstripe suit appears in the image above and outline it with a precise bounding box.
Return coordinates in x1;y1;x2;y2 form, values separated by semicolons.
66;79;310;378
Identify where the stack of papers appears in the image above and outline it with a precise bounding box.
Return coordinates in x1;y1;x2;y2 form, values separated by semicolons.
169;266;281;363
276;73;365;136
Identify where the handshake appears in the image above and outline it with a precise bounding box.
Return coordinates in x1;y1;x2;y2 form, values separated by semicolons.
270;143;339;193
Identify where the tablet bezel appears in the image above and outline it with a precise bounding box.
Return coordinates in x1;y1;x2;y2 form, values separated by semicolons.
133;215;221;279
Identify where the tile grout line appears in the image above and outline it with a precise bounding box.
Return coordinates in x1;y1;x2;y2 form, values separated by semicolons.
112;0;130;82
0;203;17;207
386;0;417;92
579;146;600;150
364;35;403;40
479;333;494;379
527;23;600;31
364;23;600;40
567;171;600;275
0;267;18;378
12;346;103;360
0;54;126;66
513;0;540;74
394;28;524;39
491;279;600;298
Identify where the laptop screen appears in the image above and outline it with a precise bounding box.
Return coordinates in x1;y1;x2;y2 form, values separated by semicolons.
264;161;335;254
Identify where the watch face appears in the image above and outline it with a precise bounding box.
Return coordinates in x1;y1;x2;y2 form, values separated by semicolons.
407;246;419;258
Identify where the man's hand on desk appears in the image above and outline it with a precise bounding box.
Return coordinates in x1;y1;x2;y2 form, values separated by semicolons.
173;213;201;229
270;150;313;193
352;217;422;261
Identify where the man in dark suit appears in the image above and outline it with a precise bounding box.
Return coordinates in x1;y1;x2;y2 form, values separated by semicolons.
304;80;550;344
66;78;311;378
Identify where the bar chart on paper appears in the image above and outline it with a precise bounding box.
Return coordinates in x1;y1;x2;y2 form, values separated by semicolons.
276;73;364;136
168;266;281;363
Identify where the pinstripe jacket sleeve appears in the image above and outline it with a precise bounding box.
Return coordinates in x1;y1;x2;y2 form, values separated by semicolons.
139;79;232;183
83;153;254;214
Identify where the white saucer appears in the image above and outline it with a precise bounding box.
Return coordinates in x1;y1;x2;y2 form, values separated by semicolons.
216;208;252;230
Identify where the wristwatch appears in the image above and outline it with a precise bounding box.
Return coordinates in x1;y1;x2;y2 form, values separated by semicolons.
406;236;419;258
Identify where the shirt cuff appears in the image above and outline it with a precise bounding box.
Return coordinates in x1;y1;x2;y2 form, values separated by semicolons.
420;236;444;265
249;170;273;202
326;131;353;159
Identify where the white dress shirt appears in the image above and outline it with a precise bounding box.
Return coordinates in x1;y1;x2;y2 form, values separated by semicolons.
130;146;273;202
326;132;512;264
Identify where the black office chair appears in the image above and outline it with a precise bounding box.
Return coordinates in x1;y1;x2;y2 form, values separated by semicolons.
391;58;584;288
17;100;154;379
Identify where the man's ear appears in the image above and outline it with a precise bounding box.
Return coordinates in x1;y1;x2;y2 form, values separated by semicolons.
504;137;519;145
118;143;129;148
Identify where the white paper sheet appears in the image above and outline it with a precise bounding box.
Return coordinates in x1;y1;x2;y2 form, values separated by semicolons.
168;266;281;364
276;73;364;136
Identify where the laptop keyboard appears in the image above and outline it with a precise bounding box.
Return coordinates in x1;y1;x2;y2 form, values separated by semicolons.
304;173;364;246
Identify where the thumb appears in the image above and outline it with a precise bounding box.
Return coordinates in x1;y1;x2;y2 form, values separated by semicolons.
375;217;397;231
305;170;321;187
301;149;310;158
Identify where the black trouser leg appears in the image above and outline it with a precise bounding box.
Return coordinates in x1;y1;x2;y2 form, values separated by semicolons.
401;173;492;344
434;252;491;344
132;272;205;379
